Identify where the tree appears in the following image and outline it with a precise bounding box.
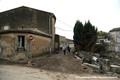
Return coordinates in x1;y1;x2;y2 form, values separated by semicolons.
98;30;108;38
73;20;98;52
73;20;83;53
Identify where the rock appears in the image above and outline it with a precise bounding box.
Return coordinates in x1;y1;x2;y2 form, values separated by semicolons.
1;41;11;48
110;65;120;73
74;55;82;60
19;59;28;64
92;56;98;62
93;53;100;58
13;53;26;60
83;63;99;69
103;59;110;72
106;72;113;76
112;73;119;78
27;60;32;66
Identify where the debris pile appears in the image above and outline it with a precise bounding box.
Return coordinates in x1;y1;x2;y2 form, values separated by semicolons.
31;53;93;74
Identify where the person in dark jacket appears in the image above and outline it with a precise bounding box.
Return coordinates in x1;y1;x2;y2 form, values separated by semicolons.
67;45;71;53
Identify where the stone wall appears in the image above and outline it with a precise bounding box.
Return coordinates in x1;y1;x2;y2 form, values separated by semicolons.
109;31;120;52
0;34;15;58
0;6;56;34
0;33;51;60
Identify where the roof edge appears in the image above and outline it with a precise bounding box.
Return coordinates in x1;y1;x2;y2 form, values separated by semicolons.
109;27;120;32
0;6;56;22
0;30;52;38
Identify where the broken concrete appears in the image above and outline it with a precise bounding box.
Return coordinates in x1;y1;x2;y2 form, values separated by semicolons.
110;65;120;73
103;59;111;72
83;63;99;69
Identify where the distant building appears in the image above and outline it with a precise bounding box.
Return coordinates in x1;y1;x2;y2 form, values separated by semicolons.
97;36;110;43
54;35;74;52
59;36;67;48
0;6;56;60
109;27;120;52
66;38;74;52
55;34;60;52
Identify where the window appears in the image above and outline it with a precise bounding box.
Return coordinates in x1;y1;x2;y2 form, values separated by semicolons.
117;32;120;35
18;36;25;48
116;38;120;43
115;46;119;52
17;36;25;51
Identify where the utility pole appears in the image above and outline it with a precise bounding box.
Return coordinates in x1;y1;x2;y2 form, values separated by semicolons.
49;15;52;54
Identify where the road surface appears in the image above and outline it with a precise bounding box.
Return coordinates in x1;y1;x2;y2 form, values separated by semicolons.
0;65;119;80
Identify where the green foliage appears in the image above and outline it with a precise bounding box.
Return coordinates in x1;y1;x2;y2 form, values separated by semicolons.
73;21;83;45
73;20;98;52
98;31;108;38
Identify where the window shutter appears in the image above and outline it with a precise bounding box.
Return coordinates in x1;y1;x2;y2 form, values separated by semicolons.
25;36;27;51
15;36;18;52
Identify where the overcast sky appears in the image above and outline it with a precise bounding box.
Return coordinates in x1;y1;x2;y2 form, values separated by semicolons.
0;0;120;39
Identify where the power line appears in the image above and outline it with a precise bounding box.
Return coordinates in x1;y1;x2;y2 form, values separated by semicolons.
56;18;73;28
55;26;73;32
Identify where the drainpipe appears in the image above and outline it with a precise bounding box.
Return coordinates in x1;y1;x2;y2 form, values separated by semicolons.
49;15;52;54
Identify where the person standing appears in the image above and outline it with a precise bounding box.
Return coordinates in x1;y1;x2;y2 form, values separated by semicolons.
67;45;71;53
63;46;66;55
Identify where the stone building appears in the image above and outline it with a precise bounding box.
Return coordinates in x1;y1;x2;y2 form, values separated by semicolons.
55;35;74;52
59;36;67;48
97;36;109;43
109;27;120;52
0;6;56;60
54;34;60;53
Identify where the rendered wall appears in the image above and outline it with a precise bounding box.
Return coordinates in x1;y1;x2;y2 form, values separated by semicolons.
0;33;51;60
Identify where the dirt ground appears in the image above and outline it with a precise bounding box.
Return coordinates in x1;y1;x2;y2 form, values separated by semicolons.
0;52;119;80
0;65;119;80
31;53;93;74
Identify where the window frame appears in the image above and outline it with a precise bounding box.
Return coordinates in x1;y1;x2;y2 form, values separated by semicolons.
15;35;27;52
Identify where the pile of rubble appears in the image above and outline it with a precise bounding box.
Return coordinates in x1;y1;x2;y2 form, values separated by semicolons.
30;53;93;74
74;51;120;76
